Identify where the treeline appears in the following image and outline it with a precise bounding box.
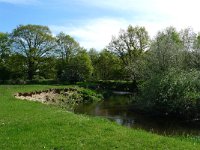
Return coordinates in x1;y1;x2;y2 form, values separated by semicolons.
1;24;200;119
0;25;126;83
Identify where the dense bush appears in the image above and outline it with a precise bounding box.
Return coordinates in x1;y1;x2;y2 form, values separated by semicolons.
0;66;11;81
77;80;136;92
57;51;93;83
139;69;200;119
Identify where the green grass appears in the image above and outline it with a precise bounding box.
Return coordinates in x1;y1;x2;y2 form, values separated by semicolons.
0;85;199;149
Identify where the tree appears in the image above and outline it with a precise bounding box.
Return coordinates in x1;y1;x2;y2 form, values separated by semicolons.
11;24;56;80
179;28;196;69
37;56;57;79
88;48;99;66
87;48;100;80
179;29;200;71
7;53;26;80
191;33;200;69
56;32;79;63
60;49;93;83
0;32;11;81
108;25;149;82
147;27;182;74
95;49;124;80
71;50;93;81
0;32;11;58
56;33;81;81
180;28;196;51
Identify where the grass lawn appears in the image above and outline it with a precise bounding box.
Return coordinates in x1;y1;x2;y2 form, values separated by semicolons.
0;85;199;149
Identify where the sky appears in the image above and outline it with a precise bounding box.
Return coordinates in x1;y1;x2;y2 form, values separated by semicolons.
1;0;200;50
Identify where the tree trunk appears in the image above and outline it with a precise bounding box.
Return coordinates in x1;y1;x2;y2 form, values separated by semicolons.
28;59;35;80
131;79;138;93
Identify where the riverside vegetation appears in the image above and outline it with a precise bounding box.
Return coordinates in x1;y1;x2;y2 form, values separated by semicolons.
1;25;200;119
1;24;200;149
0;85;200;149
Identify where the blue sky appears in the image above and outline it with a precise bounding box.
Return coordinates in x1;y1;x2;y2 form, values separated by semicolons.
1;0;200;50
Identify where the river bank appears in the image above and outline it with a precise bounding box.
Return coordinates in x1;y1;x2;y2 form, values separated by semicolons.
0;85;200;149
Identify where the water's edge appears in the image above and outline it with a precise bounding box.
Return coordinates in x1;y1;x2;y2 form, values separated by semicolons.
74;93;200;136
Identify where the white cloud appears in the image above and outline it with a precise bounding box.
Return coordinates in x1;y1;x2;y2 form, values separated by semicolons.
50;18;128;50
79;0;199;15
48;18;182;50
79;0;200;29
51;0;200;50
0;0;39;5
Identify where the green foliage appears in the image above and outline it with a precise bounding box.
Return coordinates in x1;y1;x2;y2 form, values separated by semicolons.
11;24;56;80
95;50;125;80
0;32;12;81
37;57;57;79
78;88;103;103
2;24;200;120
56;33;94;83
108;25;150;81
56;32;80;62
59;50;93;83
140;69;200;118
0;66;11;81
7;53;26;80
77;80;135;92
88;49;126;81
137;27;200;119
147;27;182;74
0;32;11;58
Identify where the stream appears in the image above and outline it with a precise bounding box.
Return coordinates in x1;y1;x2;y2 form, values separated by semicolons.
74;92;200;136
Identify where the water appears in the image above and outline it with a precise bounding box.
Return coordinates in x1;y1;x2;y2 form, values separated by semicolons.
74;93;200;136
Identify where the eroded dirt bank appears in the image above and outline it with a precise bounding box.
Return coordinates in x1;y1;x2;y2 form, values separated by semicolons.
15;87;103;110
15;88;78;104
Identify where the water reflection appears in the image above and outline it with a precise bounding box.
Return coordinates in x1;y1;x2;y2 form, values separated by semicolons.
74;93;200;136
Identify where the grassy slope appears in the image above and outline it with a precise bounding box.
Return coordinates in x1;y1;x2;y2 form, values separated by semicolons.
0;85;199;150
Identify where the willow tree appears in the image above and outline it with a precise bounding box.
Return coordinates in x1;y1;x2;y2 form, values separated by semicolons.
192;33;200;69
108;25;149;83
180;28;198;69
149;27;182;73
11;25;55;80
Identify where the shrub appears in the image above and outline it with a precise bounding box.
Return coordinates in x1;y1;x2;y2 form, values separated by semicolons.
140;69;200;119
79;88;103;103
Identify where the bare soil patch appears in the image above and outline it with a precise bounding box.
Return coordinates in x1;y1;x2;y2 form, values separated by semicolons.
14;88;82;105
